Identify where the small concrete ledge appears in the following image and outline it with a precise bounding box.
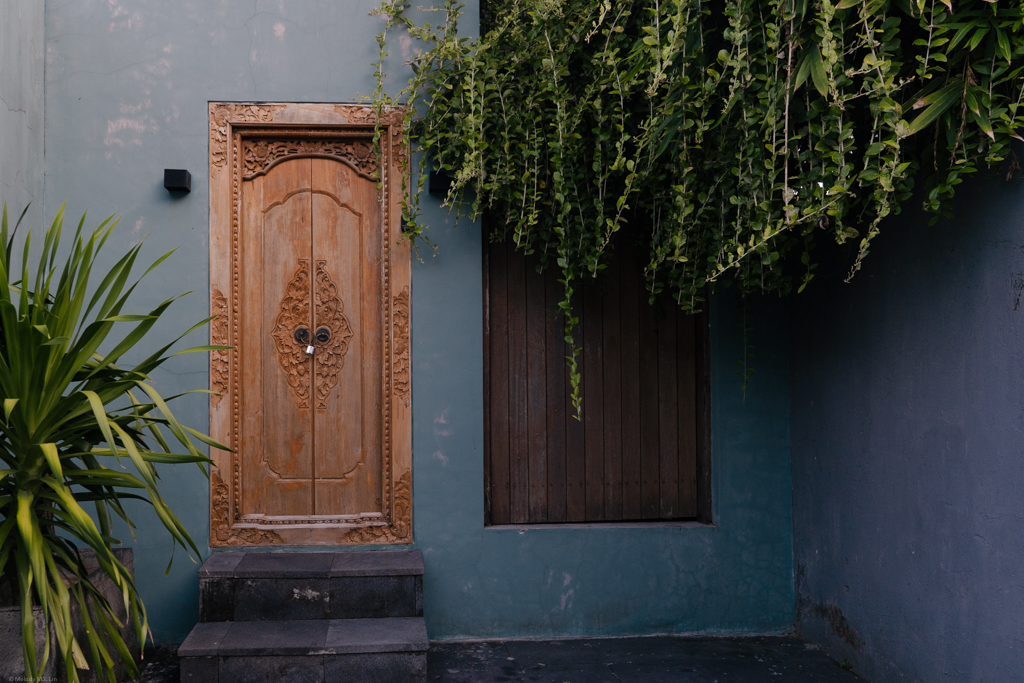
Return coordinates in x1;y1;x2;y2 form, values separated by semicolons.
197;550;424;578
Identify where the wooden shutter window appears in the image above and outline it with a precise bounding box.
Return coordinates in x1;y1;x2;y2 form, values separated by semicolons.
484;237;711;525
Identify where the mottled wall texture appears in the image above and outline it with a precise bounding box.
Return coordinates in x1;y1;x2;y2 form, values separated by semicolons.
414;239;794;639
790;174;1024;681
0;0;44;228
39;0;794;645
41;0;436;643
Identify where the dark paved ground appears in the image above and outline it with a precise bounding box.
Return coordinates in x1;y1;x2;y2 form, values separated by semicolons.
428;637;863;683
133;636;864;682
134;647;181;682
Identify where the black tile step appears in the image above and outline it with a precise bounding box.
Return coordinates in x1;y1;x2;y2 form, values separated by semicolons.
198;551;424;622
178;617;427;683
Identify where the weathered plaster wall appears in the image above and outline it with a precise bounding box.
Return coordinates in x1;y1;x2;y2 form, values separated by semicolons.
42;0;434;644
412;230;794;639
42;0;794;645
790;175;1024;681
0;0;44;228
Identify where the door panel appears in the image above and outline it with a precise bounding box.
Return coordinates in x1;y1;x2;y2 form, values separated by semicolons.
311;158;382;515
242;159;315;517
239;156;384;519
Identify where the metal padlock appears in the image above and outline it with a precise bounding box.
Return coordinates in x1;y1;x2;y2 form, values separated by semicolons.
305;345;315;355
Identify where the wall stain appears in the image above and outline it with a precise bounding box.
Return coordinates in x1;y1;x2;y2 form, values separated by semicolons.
807;602;862;649
794;562;861;649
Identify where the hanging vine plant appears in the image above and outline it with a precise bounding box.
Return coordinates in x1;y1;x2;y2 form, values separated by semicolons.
372;0;1024;411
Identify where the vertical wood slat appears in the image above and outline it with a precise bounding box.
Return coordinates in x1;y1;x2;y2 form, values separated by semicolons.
657;300;679;518
545;267;568;523
583;285;605;521
619;244;643;520
507;241;530;523
638;267;661;519
482;233;491;524
526;254;549;522
487;238;511;525
695;308;713;524
564;285;587;522
677;311;698;518
484;238;707;524
602;257;623;521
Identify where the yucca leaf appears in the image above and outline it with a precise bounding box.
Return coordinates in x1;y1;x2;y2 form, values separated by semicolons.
101;315;156;323
16;492;45;579
1;208;213;681
172;344;232;355
139;247;176;279
181;425;231;453
128;391;174;455
15;551;41;678
81;248;137;324
4;203;30;278
80;391;119;463
41;336;70;349
4;397;18;422
135;383;206;460
98;605;138;678
82;299;181;379
40;443;62;478
0;515;17;570
19;229;32;315
108;422;157;489
39;480;107;553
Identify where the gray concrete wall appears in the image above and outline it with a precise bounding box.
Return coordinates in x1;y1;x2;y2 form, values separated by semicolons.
42;0;795;645
0;0;44;228
790;175;1024;681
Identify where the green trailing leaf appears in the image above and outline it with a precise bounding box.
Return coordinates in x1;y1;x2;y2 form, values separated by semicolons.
0;205;216;682
371;0;1024;411
807;45;829;98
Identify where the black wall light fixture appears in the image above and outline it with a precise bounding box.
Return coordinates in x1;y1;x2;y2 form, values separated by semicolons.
164;169;191;193
428;166;453;195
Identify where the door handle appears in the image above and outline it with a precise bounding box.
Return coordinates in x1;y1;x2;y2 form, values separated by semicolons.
292;323;331;350
294;327;315;355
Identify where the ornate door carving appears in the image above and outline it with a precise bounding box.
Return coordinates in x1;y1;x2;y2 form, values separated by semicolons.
208;103;411;546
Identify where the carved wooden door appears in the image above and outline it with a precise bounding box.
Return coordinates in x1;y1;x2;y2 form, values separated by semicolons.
240;156;381;519
208;104;411;547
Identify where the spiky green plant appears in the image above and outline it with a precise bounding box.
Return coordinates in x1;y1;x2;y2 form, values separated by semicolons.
0;204;224;682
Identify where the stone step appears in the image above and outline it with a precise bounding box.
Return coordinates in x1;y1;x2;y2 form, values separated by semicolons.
178;617;427;683
197;551;424;622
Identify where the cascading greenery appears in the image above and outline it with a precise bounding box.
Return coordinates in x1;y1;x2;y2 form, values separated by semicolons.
373;0;1024;411
0;205;223;682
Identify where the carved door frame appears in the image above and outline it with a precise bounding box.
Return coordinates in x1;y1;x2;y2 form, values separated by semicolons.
208;102;411;546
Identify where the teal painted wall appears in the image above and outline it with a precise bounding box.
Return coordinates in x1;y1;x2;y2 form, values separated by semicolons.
39;0;794;644
41;0;446;644
412;223;795;638
0;0;44;229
